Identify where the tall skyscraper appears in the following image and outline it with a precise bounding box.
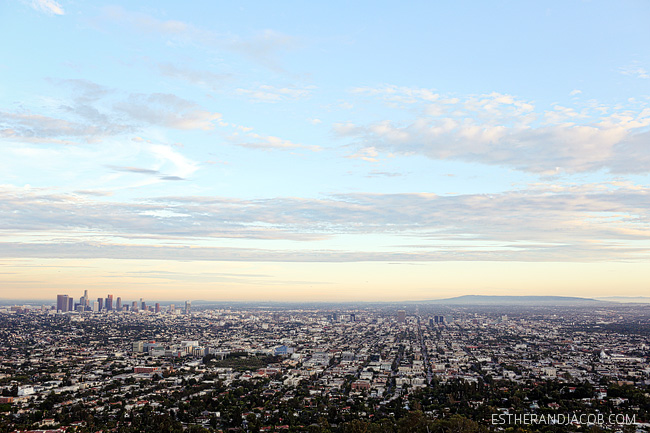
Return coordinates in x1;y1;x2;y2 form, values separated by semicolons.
68;297;73;312
155;303;160;313
97;297;103;311
116;297;122;311
185;300;191;315
141;300;146;311
56;295;68;312
106;294;113;311
132;301;138;311
397;310;406;323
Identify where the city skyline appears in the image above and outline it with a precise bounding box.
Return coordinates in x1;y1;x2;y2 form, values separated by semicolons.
2;1;650;301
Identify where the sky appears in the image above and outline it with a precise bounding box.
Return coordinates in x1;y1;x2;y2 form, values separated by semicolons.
1;0;650;302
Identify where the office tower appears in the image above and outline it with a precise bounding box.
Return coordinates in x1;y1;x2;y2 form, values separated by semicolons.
68;297;73;312
116;297;122;311
56;295;68;312
141;300;146;311
106;294;113;311
170;304;175;313
97;297;103;311
350;313;356;322
132;300;138;311
397;310;406;323
185;300;191;315
155;303;160;313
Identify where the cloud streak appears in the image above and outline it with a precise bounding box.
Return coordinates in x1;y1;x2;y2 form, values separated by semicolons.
101;7;297;72
29;0;64;15
1;182;648;262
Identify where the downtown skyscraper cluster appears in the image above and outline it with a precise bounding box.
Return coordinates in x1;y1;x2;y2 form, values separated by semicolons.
55;290;191;315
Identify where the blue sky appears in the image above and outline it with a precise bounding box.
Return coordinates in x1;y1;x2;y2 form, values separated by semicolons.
1;0;650;301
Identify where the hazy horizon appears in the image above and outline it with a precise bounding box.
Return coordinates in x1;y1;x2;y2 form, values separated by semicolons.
2;1;650;301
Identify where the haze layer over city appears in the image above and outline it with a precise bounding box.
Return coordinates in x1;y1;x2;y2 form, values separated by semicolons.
2;1;650;302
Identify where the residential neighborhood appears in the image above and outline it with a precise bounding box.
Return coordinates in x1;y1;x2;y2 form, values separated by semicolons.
0;302;649;432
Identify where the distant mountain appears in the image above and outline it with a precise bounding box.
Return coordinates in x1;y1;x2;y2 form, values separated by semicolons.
422;295;606;306
594;296;650;304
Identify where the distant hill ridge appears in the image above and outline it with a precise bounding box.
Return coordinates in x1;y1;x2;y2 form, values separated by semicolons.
423;295;606;305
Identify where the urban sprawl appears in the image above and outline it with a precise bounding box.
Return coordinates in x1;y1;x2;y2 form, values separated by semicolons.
0;293;649;433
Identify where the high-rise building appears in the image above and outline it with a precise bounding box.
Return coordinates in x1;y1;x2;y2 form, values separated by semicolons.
79;289;89;309
56;295;68;312
397;310;406;323
170;304;175;313
155;303;160;313
106;294;113;311
141;300;146;311
97;297;103;311
68;297;73;312
132;301;138;311
116;297;122;311
185;300;191;315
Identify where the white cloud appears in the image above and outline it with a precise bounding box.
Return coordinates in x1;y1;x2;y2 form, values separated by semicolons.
346;147;379;162
30;0;64;15
149;144;199;179
337;89;650;174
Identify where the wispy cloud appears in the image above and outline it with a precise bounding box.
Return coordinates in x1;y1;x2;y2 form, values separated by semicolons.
1;182;648;262
107;165;186;181
114;93;222;130
228;131;321;152
0;110;129;143
157;63;232;90
366;170;403;178
226;29;297;72
29;0;64;15
620;62;650;79
101;7;297;71
236;85;314;103
0;82;225;146
74;190;113;197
